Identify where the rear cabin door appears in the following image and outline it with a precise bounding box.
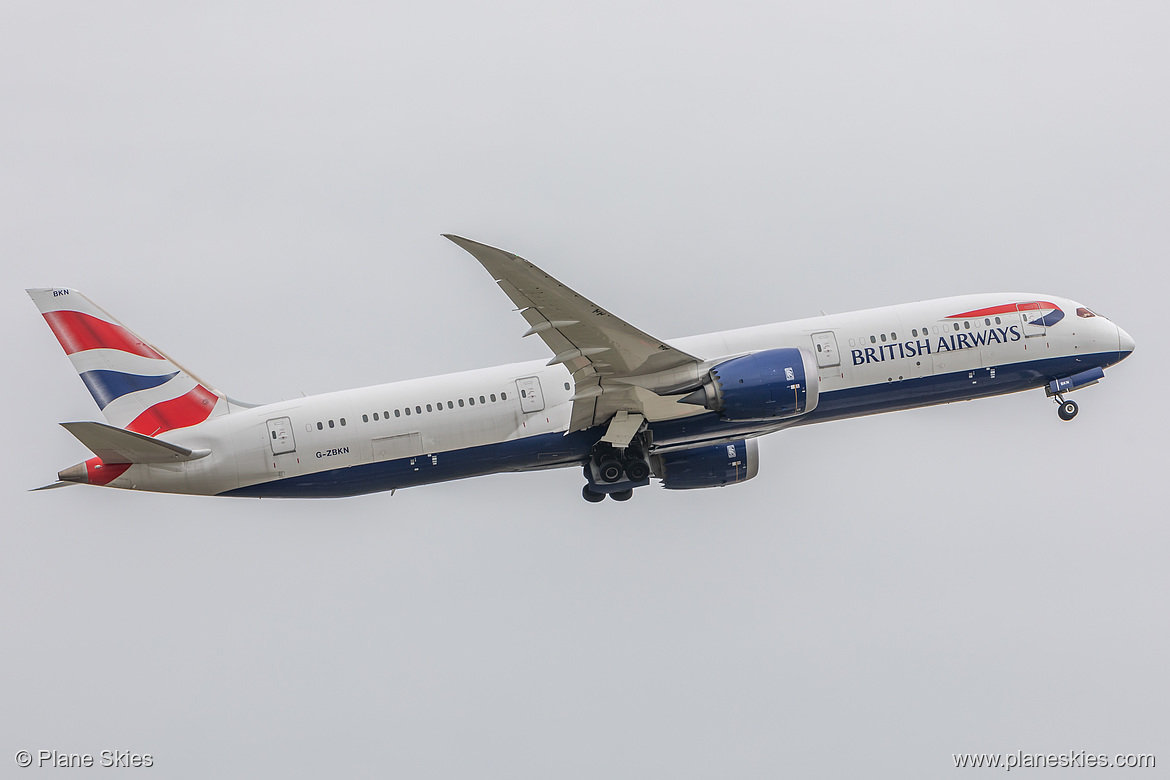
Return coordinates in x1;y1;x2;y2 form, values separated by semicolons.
1016;302;1046;338
266;417;296;455
516;376;545;413
810;331;840;368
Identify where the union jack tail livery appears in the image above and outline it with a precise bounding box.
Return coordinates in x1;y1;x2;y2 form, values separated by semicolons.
27;288;227;436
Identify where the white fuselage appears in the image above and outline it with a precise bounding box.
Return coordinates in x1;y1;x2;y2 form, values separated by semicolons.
88;292;1132;498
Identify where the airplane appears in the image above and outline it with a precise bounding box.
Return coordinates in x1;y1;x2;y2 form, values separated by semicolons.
28;235;1135;502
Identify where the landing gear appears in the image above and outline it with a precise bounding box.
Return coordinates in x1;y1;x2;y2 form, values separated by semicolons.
1057;398;1079;421
582;485;606;503
580;437;653;502
597;457;624;483
623;458;650;482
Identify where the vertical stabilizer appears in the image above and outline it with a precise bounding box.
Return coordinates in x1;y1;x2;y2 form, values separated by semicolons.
27;288;228;435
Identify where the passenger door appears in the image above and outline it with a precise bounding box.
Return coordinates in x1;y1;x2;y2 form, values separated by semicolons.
1016;302;1046;338
810;331;840;368
516;376;545;413
266;417;296;455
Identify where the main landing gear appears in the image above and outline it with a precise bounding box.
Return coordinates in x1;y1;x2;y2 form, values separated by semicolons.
1055;395;1079;421
581;440;652;503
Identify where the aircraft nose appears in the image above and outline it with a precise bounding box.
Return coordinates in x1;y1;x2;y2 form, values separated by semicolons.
1117;324;1135;361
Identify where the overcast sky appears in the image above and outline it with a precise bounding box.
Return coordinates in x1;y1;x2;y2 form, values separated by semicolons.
2;2;1166;777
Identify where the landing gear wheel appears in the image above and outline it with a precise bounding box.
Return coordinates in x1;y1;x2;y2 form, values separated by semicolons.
623;459;650;482
598;457;624;483
609;489;634;502
1058;399;1079;421
582;485;606;503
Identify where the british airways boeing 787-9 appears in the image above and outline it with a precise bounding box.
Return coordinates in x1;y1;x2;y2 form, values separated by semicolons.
29;236;1135;502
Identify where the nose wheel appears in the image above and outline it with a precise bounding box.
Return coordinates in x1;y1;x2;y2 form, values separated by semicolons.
1055;394;1079;421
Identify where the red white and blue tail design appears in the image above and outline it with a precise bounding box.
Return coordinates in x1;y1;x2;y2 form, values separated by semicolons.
27;288;227;436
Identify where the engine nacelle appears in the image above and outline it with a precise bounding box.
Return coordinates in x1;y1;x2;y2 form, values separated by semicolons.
653;439;760;490
681;347;819;421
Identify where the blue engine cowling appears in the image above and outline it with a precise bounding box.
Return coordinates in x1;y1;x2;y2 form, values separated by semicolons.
652;439;760;490
681;347;819;421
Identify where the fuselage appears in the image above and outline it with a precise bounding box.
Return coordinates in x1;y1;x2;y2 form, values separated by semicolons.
86;292;1133;498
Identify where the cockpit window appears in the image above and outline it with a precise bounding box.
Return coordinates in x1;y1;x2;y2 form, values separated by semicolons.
1076;307;1097;318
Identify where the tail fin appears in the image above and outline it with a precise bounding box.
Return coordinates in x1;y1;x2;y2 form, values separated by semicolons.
27;288;228;436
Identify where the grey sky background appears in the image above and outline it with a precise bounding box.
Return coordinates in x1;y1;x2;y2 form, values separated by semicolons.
2;1;1166;777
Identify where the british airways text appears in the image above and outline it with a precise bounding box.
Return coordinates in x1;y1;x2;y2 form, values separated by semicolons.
851;325;1021;366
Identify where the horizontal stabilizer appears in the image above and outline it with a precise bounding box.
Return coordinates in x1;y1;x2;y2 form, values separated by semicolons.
30;481;79;491
60;421;210;464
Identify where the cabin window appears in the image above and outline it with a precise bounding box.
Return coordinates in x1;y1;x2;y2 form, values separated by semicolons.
469;397;475;406
870;335;876;344
490;393;497;402
501;392;507;401
394;410;400;418
447;401;453;409
436;401;442;410
480;395;486;404
362;414;369;423
317;422;323;430
995;317;1001;325
271;430;276;439
564;383;570;391
328;420;335;428
912;329;917;337
985;318;991;326
340;418;346;426
458;399;464;407
964;321;970;330
404;408;410;416
373;412;379;421
426;404;433;412
953;323;960;331
891;332;896;340
415;406;421;414
880;333;887;342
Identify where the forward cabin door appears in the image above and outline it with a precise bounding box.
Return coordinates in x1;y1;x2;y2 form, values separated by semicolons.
516;376;545;413
1016;302;1046;338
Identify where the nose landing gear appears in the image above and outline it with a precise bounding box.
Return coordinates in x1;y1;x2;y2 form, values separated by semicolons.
1056;395;1079;421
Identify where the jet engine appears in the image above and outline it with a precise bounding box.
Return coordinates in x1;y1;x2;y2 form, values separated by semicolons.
653;439;760;490
681;347;819;421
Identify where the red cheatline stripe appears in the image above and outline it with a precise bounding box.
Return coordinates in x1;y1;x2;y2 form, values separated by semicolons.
946;301;1060;319
85;457;131;486
126;385;219;436
42;310;164;358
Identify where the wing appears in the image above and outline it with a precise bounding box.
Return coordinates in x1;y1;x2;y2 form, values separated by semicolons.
445;235;706;432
